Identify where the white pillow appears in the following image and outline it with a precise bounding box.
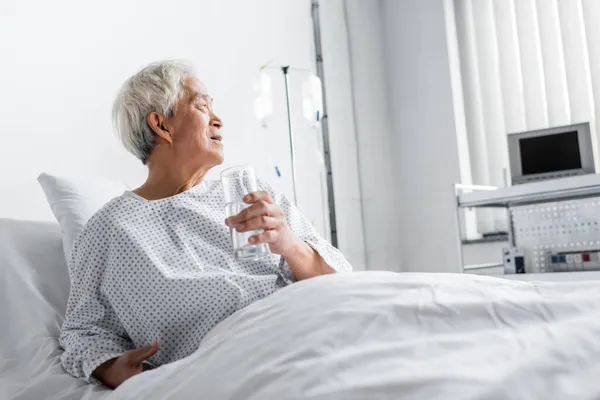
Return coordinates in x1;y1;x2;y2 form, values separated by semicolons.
0;218;112;398
0;219;67;355
37;173;129;261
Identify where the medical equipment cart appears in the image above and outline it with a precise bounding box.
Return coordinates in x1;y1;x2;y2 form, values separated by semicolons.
455;175;600;275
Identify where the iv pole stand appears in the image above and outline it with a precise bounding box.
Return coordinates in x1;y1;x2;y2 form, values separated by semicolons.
281;66;299;206
255;1;337;246
261;31;337;246
266;0;339;246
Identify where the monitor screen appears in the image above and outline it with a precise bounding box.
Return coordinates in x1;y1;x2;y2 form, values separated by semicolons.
519;131;582;175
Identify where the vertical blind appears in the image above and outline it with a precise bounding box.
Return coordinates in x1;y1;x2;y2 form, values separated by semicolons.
454;0;600;233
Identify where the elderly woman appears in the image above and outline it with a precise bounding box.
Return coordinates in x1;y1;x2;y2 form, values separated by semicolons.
59;60;352;388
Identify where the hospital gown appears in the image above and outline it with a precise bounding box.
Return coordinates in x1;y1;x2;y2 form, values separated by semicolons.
59;179;351;382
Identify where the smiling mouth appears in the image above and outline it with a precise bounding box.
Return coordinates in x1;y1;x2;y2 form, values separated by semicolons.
210;134;223;142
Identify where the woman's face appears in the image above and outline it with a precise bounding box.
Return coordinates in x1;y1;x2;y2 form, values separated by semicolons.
165;76;224;173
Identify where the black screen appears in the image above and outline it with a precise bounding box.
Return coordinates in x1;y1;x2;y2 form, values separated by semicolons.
519;131;582;175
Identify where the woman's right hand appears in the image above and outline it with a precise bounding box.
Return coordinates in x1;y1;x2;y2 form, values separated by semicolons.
93;341;159;389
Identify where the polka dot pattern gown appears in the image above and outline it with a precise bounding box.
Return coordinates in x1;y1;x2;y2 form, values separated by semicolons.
59;179;352;382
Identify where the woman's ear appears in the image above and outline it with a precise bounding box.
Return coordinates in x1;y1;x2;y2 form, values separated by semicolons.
147;112;172;144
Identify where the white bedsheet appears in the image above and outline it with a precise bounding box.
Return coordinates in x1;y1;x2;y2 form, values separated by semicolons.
0;338;109;400
108;271;600;400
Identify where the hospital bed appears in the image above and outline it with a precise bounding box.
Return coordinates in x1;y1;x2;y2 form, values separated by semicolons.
4;178;600;399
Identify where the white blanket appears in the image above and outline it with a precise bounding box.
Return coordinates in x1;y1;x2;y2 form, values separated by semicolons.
107;271;600;400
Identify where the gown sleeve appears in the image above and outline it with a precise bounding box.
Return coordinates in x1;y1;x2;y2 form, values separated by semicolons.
259;179;353;283
59;214;134;383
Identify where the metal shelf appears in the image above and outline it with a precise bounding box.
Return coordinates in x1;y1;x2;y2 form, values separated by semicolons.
463;262;504;271
458;175;600;208
462;234;508;245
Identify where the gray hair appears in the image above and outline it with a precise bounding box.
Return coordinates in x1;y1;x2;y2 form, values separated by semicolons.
112;60;196;164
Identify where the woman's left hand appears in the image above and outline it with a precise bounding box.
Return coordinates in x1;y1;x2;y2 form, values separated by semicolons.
225;191;299;257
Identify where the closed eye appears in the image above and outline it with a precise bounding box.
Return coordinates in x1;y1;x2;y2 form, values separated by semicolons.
192;94;213;113
195;104;209;113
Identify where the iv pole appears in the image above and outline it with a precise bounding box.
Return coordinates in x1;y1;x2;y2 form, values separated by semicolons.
281;66;299;206
257;3;339;246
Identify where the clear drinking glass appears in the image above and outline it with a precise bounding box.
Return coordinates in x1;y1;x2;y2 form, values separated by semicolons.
221;165;271;260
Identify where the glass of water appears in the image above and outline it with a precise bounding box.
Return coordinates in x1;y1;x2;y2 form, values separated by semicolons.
221;165;271;260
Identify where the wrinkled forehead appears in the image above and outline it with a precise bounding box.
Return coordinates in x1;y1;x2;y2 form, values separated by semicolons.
182;75;209;100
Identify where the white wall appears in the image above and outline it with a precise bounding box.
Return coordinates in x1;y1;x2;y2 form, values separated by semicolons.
318;0;467;273
318;0;367;270
0;0;366;266
380;0;464;273
335;0;402;271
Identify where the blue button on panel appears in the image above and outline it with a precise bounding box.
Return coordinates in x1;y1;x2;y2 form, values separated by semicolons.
551;256;559;264
559;256;567;263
